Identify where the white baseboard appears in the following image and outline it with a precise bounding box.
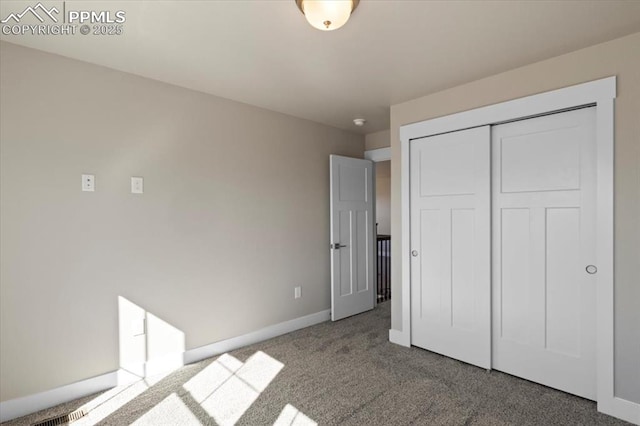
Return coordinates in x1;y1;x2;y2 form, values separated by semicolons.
0;309;331;422
183;309;330;364
389;328;410;347
0;371;118;423
600;396;640;425
120;351;186;379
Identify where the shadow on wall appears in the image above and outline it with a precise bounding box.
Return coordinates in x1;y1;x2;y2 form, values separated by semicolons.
118;296;186;379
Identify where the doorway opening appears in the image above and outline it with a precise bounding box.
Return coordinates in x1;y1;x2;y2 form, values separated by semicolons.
375;160;391;302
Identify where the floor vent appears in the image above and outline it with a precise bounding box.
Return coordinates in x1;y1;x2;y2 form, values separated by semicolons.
32;409;87;426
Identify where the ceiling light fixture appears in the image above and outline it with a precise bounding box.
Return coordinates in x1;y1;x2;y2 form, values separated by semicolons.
353;118;366;127
296;0;360;31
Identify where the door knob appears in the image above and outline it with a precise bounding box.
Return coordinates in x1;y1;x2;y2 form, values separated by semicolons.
586;265;597;274
411;250;419;257
332;243;347;250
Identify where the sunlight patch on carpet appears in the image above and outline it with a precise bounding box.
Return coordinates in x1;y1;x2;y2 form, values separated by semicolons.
183;351;284;426
131;393;201;425
274;404;318;426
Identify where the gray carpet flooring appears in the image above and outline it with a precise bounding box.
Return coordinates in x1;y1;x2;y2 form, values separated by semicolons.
3;301;629;426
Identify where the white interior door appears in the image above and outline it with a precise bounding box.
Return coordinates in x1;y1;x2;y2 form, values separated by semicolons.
330;155;374;321
492;107;597;400
410;126;491;368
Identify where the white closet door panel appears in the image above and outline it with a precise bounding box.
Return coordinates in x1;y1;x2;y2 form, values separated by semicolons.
418;209;441;322
451;208;476;330
497;192;580;208
500;126;582;193
546;208;581;356
492;107;597;400
499;208;532;345
410;126;490;369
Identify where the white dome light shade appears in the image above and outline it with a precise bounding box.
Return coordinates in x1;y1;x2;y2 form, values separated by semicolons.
298;0;357;31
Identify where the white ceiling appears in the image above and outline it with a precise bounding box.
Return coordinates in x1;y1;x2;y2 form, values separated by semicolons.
2;1;640;134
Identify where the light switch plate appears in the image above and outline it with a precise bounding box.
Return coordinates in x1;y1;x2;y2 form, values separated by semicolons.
294;286;301;299
131;177;143;194
82;174;95;192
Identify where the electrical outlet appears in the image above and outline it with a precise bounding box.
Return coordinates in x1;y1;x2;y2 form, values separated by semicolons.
294;286;301;299
81;174;95;192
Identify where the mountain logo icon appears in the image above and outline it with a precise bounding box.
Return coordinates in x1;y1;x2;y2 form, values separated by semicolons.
1;2;60;24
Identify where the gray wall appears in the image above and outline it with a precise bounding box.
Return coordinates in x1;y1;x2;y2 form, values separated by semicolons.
389;32;640;403
365;130;390;151
0;42;364;401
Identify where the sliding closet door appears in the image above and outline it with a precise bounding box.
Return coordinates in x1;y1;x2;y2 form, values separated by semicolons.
492;108;597;400
410;126;491;369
